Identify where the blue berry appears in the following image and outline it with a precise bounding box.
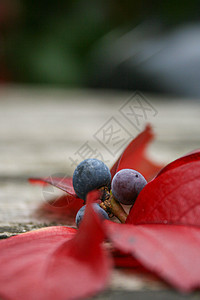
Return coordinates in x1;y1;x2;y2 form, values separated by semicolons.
75;203;109;227
111;169;147;205
73;158;111;200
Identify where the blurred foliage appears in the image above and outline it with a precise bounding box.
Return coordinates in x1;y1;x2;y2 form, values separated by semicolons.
1;0;200;86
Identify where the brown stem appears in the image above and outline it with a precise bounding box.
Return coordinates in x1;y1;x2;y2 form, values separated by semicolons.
99;190;128;223
110;195;128;223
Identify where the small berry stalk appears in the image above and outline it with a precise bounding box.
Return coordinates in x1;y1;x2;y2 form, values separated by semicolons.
100;190;128;223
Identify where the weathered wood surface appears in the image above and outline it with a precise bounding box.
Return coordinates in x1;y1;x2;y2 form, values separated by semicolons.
0;86;200;299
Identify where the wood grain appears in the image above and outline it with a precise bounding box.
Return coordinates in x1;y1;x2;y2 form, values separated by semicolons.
0;86;200;296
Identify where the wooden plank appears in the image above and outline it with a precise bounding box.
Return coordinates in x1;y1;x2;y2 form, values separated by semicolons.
0;86;200;297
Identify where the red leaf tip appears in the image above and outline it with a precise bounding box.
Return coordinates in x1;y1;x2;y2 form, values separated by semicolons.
86;190;101;204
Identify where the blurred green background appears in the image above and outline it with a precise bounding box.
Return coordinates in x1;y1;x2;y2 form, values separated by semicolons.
0;0;200;90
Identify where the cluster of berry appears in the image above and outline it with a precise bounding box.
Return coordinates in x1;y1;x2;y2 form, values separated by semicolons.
73;158;147;227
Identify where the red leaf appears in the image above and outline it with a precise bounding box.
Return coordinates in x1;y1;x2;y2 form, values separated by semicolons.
46;194;82;209
29;177;77;198
156;152;200;178
0;226;76;300
126;159;200;227
110;124;163;181
0;201;112;300
112;249;141;268
29;178;49;186
105;221;200;292
39;195;84;222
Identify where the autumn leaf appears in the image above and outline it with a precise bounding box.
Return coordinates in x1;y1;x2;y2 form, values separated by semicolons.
105;221;200;292
126;154;200;227
111;248;141;268
29;176;77;198
0;193;112;300
39;194;84;222
29;176;82;216
110;124;163;181
156;151;200;178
